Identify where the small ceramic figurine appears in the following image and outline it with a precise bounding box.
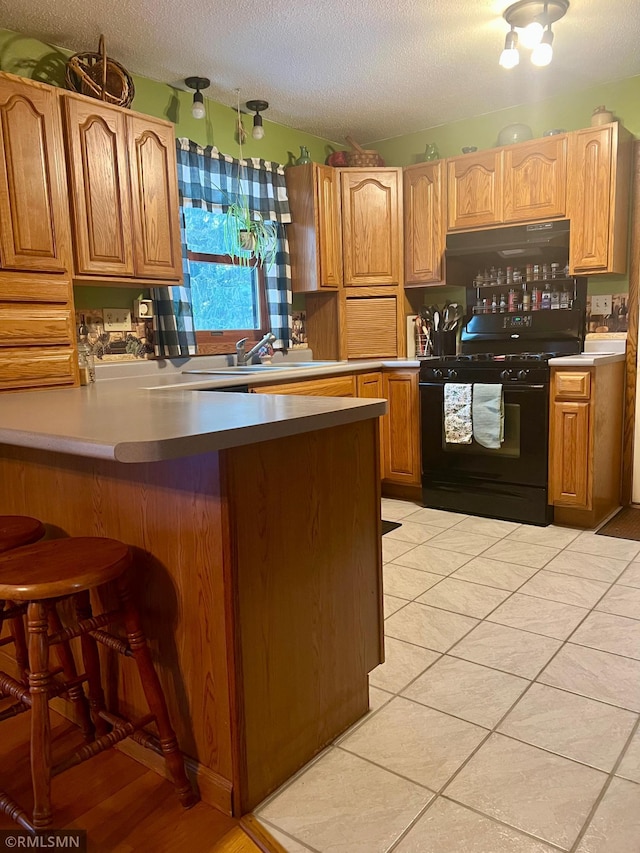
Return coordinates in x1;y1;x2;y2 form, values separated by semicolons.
422;143;439;161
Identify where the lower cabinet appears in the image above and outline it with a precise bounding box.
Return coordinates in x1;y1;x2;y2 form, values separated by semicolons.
549;363;624;527
253;375;355;396
381;370;421;487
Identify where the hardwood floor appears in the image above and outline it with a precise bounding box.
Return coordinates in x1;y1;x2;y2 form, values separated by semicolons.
0;708;285;852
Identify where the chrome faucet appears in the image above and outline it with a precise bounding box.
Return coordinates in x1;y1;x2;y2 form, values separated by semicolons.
236;332;276;366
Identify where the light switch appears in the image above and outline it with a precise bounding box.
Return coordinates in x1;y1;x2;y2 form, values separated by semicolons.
590;295;612;315
103;308;132;331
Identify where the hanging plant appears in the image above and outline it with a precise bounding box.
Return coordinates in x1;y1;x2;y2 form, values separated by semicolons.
220;90;278;270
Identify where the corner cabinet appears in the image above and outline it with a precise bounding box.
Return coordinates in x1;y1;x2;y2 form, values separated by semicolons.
403;160;445;286
0;76;71;273
340;169;402;286
550;361;624;528
63;96;182;284
568;122;632;275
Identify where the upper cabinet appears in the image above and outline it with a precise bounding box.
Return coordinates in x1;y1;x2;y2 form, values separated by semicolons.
285;162;342;291
447;137;567;231
64;97;182;283
403;160;445;287
447;150;503;231
63;97;134;277
0;76;71;274
341;169;402;286
503;136;567;223
568;122;632;275
126;115;182;281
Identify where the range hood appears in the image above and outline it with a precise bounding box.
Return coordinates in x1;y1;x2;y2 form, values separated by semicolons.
446;220;570;260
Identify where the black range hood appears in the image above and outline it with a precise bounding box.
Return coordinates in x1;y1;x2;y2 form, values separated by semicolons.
446;219;570;260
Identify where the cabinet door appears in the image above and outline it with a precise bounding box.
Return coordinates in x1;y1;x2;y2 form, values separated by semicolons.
316;165;342;288
63;97;134;277
568;124;621;274
404;161;445;285
127;115;182;280
356;372;385;472
447;151;502;231
0;77;70;273
550;400;590;507
503;137;567;223
341;169;401;286
345;296;399;358
381;371;421;485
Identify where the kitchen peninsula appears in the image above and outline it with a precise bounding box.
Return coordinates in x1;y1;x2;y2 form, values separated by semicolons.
0;379;386;816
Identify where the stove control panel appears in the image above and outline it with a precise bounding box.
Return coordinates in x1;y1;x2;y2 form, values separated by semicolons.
502;315;533;329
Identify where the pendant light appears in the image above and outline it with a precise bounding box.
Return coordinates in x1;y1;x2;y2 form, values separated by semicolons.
499;0;568;69
185;77;211;120
246;100;269;140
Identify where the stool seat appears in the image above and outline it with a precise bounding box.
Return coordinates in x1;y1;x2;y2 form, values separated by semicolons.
0;516;45;554
0;537;132;600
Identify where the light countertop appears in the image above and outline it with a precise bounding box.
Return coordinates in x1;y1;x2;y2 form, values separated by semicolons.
549;352;626;367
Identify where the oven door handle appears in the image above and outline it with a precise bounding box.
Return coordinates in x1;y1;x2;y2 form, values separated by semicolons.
419;382;547;391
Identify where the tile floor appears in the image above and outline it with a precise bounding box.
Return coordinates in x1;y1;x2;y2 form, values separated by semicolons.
254;499;640;853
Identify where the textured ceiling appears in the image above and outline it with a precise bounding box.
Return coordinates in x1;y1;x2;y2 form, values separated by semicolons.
3;0;640;143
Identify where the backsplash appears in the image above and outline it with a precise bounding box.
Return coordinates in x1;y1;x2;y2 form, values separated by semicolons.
586;293;629;333
75;309;154;361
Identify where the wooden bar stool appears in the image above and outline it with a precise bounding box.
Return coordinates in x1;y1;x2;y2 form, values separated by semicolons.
0;516;46;683
0;536;197;831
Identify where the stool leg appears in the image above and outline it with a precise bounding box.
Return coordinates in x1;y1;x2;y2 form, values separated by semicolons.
46;604;95;742
27;600;53;830
73;591;109;737
115;575;196;808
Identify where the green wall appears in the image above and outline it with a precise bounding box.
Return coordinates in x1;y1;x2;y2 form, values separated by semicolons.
0;28;336;164
373;74;640;165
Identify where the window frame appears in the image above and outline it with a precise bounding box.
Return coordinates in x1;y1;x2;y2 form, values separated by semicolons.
187;249;270;351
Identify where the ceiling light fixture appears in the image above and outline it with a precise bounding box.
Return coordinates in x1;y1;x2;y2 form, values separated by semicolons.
245;100;269;140
185;76;210;120
499;0;568;69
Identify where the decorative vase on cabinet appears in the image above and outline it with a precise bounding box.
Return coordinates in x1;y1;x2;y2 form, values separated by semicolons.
296;146;312;165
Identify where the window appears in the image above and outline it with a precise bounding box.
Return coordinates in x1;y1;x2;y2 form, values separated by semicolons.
183;208;269;348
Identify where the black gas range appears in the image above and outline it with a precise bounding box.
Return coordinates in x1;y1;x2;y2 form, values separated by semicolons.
420;352;559;385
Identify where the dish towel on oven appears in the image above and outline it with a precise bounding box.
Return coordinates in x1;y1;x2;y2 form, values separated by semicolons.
472;383;504;449
443;383;473;444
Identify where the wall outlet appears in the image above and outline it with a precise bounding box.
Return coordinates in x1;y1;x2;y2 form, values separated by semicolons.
103;308;132;331
590;295;612;316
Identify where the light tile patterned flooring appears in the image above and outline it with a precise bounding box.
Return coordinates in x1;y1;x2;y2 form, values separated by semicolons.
255;500;640;853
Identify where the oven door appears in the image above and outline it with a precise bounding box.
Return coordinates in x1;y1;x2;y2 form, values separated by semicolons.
420;380;551;524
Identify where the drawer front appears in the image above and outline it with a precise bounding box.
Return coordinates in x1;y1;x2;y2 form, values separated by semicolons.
0;306;74;347
0;274;72;303
254;375;356;397
0;346;76;390
554;370;591;400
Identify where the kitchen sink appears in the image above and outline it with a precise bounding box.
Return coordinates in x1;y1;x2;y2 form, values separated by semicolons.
182;361;343;375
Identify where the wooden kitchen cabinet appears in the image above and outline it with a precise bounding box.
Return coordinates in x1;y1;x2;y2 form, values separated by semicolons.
0;74;71;274
286;163;342;291
403;160;445;286
503;136;567;223
381;370;421;487
341;168;402;286
447;150;503;231
63;96;134;277
568;122;632;275
63;98;182;283
253;374;356;396
550;361;624;528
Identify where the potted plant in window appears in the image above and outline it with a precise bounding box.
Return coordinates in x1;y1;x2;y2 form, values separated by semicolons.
223;193;278;269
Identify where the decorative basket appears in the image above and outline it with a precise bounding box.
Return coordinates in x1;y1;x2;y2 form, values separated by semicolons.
65;36;135;108
344;135;385;167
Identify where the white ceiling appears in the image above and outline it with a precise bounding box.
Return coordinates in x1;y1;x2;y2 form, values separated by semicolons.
3;0;640;144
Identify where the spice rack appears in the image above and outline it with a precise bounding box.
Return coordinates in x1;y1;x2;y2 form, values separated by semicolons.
469;264;578;316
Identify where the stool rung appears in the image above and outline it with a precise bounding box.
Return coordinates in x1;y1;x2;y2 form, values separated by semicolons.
0;671;29;704
91;629;132;656
48;610;118;645
52;713;155;777
0;636;14;647
0;701;29;722
1;603;27;620
0;789;34;832
99;709;162;755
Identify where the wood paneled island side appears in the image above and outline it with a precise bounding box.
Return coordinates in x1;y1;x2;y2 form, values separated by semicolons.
0;386;385;815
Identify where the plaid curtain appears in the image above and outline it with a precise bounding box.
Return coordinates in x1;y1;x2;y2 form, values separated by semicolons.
152;139;292;355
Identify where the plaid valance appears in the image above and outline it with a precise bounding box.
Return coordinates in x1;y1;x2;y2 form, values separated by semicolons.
176;138;291;223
